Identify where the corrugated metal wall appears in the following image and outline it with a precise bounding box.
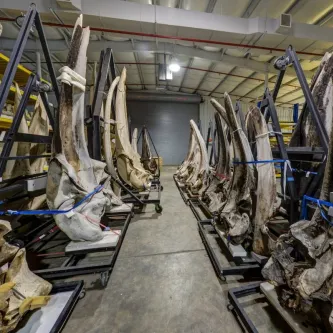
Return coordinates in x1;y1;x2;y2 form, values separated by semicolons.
127;100;199;165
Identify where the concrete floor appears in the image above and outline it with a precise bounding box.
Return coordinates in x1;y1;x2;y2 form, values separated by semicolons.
63;166;289;333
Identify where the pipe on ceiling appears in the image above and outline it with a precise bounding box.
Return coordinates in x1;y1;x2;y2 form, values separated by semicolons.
0;16;325;57
126;91;202;103
125;84;296;106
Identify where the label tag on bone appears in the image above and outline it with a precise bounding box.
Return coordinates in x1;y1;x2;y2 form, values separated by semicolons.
65;210;75;218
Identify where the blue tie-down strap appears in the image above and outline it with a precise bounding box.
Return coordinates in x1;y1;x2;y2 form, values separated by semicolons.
233;159;294;183
300;195;333;226
291;168;318;176
233;159;286;165
0;185;104;216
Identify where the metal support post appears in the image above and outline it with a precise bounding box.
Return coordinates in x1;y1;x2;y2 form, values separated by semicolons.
0;75;37;176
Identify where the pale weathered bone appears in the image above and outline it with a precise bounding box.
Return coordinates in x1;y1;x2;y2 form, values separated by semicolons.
211;95;255;244
202;110;231;213
188;120;210;193
245;106;278;255
103;77;126;204
115;68;151;190
104;76;120;178
131;128;140;159
0;221;51;331
176;120;209;193
47;16;118;241
141;127;157;174
176;129;196;180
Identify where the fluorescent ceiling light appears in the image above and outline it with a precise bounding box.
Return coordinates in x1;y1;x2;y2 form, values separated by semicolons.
169;63;180;72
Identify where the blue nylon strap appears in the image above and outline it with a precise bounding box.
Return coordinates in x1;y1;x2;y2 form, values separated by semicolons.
300;195;333;226
291;168;318;175
0;185;104;216
233;159;286;165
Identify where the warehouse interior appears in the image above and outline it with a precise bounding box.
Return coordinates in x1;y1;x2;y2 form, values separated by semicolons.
0;0;332;332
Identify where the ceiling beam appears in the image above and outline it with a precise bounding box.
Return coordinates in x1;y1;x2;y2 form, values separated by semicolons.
4;0;333;45
131;39;145;89
205;0;217;13
193;63;216;94
285;0;307;15
0;39;314;79
241;0;262;18
179;58;194;92
228;72;257;94
209;67;236;96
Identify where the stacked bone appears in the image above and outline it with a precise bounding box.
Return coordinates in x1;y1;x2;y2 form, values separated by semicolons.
175;120;210;195
46;15;122;242
131;128;140;159
0;221;51;331
115;68;152;191
141;127;158;175
209;94;255;245
261;53;333;331
201;109;231;213
179;92;279;254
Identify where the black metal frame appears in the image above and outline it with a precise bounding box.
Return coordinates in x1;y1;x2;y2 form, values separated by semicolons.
0;4;57;178
209;127;217;166
137;125;161;179
205;120;212;150
85;50;163;213
86;48;116;160
227;45;330;333
6;211;133;287
188;197;213;221
227;283;261;333
173;174;189;205
258;45;329;222
17;280;84;333
197;219;262;280
27;212;132;287
47;280;84;333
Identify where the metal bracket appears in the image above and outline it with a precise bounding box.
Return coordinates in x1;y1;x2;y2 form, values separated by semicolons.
34;80;52;93
274;55;290;70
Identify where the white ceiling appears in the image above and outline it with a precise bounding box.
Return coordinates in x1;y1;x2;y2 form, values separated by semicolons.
1;0;333;107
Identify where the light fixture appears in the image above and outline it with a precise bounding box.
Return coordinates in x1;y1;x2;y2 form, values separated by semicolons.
169;63;180;72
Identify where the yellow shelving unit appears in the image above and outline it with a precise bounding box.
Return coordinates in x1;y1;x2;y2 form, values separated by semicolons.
0;53;51;129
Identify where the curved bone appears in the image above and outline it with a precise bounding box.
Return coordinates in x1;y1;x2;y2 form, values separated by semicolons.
176;129;196;180
104;76;120;178
211;95;255;244
115;68;151;190
103;76;125;204
47;16;116;242
184;120;210;193
202;110;231;213
141;127;157;174
131;128;140;159
246;106;278;255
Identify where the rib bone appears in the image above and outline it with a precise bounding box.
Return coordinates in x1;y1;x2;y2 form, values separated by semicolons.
211;94;255;244
115;68;151;190
47;16;116;241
